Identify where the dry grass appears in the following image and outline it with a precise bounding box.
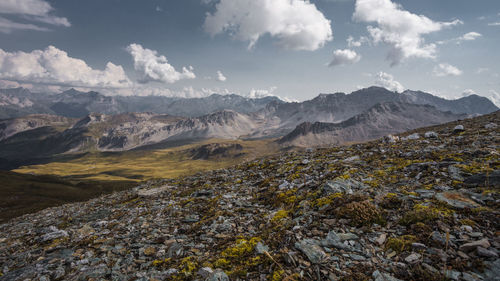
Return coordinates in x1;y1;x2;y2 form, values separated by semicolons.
14;139;280;182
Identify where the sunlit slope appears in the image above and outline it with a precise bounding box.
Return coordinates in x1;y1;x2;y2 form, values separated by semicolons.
14;139;280;181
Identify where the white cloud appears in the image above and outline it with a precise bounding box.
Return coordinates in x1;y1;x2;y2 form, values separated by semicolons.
0;0;70;31
487;90;500;106
126;43;196;84
248;86;278;99
346;35;369;47
437;32;482;45
353;0;461;65
374;72;404;92
328;49;361;66
0;46;131;89
155;6;162;12
488;22;500;26
433;63;463;77
215;70;227;82
0;16;49;33
459;32;482;41
462;89;476;96
476;67;489;74
204;0;333;51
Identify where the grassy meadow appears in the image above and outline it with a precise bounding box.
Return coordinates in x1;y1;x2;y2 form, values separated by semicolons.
13;139;280;182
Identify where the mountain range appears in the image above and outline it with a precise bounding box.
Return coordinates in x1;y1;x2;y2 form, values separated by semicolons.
0;86;497;169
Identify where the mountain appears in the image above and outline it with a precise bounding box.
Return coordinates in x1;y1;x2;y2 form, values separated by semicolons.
253;87;498;135
0;110;262;168
1;86;497;121
278;102;466;147
0;88;284;119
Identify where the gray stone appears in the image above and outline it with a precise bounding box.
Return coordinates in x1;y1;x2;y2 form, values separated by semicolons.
425;131;438;138
443;270;461;280
295;239;327;264
372;270;403;281
255;242;269;254
322;178;367;195
485;123;497;129
206;270;230;281
198;267;214;279
405;253;421;264
137;185;171;197
321;231;353;251
448;166;464;181
435;192;480;209
459;239;490;252
477;246;498;258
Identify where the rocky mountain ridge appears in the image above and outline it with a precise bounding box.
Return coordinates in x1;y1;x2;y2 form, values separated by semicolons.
278;102;466;147
0;111;498;281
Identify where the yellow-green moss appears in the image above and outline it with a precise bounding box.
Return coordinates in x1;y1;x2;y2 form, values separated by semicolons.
385;235;417;253
270;269;285;281
221;237;261;259
271;210;289;223
314;193;342;208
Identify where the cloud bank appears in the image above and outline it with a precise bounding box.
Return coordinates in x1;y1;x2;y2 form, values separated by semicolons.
0;46;131;89
204;0;333;51
126;44;196;84
353;0;461;65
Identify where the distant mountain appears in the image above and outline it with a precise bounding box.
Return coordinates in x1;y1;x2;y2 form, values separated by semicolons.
253;87;498;135
0;88;284;119
278;102;466;147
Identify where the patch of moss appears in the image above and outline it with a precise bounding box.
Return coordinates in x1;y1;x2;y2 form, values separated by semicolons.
271;210;289;224
336;200;386;227
380;193;402;209
400;203;453;226
314;193;342;208
385;235;417;253
270;269;285;281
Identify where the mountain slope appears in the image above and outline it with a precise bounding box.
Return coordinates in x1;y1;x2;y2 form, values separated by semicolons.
279;102;466;147
0;111;498;281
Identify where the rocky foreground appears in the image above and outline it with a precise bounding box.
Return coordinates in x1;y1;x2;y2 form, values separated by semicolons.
0;112;499;281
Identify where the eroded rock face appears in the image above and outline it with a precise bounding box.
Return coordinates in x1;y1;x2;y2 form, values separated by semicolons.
0;111;499;280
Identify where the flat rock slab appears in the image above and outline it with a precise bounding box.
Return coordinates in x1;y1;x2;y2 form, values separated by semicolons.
137;185;172;197
435;191;481;209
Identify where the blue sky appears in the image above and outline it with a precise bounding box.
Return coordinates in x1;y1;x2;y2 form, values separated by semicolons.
0;0;499;104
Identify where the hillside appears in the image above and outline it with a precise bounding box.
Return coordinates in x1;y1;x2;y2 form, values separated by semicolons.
278;102;465;147
0;111;498;280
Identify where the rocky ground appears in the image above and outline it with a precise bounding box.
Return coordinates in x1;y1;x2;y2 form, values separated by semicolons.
0;111;499;281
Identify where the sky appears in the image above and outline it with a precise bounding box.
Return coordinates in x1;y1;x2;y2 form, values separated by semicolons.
0;0;499;104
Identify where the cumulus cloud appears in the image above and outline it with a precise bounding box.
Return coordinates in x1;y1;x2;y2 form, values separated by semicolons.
346;35;369;47
0;0;70;33
353;0;461;65
204;0;333;51
328;49;361;66
215;70;227;82
0;46;131;89
433;63;463;77
374;72;404;92
126;43;196;84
